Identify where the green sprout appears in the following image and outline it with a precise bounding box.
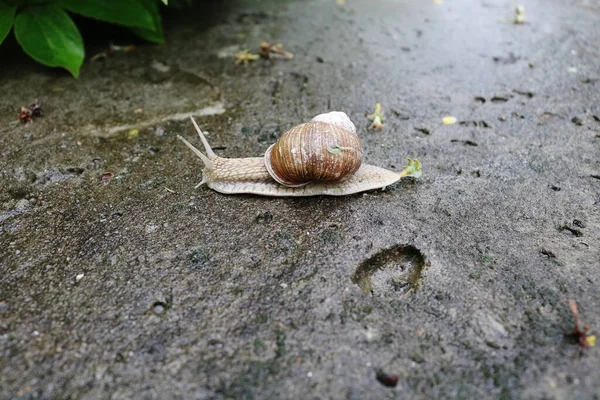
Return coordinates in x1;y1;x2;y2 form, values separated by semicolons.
366;103;385;130
399;158;422;179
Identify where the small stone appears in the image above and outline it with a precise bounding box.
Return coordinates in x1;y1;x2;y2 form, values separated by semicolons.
153;303;166;315
145;224;159;233
76;273;84;282
14;199;30;211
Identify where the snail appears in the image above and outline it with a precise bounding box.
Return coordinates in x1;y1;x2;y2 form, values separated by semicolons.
177;111;421;196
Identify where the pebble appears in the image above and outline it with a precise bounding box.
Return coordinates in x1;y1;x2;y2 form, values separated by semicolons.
145;224;159;234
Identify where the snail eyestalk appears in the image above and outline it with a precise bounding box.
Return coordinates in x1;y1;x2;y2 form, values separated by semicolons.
399;158;422;179
190;117;216;159
177;135;214;170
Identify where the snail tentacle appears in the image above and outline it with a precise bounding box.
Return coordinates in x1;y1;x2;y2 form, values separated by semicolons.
190;116;217;159
177;135;213;170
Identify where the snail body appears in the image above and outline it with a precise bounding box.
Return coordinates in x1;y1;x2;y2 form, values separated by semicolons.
178;112;421;197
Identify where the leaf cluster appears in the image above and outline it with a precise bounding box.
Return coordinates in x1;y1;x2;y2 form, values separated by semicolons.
0;0;168;77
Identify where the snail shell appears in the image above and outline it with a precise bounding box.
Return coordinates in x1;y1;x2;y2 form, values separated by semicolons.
264;112;363;187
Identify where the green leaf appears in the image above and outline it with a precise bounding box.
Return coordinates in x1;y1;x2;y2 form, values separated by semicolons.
161;0;168;4
61;0;156;30
130;0;164;43
0;4;17;45
14;4;84;77
398;158;422;179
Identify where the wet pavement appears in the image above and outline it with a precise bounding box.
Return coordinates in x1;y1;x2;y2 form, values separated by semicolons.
1;0;599;398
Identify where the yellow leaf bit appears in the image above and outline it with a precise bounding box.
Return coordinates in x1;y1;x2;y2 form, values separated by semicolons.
587;335;596;347
442;116;457;125
235;50;259;65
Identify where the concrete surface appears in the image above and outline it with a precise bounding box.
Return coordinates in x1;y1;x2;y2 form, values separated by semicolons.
1;0;599;398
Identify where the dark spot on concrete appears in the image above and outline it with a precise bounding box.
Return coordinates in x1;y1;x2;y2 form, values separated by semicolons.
352;244;427;297
492;53;520;64
550;185;561;191
275;331;285;358
415;127;430;135
409;352;425;363
572;219;585;228
469;271;482;279
256;314;269;324
581;77;599;84
256;211;273;224
139;178;166;190
7;184;30;200
472;169;482;178
316;56;324;63
459;120;491;129
491;96;509;103
66;167;85;175
289;72;309;91
236;11;271;24
571;116;583;126
593;115;600;123
319;227;341;243
590;175;600;180
170;203;185;213
540;248;556;258
389;109;410;120
257;124;280;144
478;255;495;268
451;139;478;146
513;90;534;98
375;370;398;387
560;225;583;237
474;96;486;103
232;287;244;295
275;230;297;254
189;248;211;267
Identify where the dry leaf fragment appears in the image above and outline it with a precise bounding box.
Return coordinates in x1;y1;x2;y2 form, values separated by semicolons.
258;41;294;60
568;299;595;349
235;50;260;65
514;5;526;24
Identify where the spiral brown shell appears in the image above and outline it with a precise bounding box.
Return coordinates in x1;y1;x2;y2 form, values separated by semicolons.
264;121;363;187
